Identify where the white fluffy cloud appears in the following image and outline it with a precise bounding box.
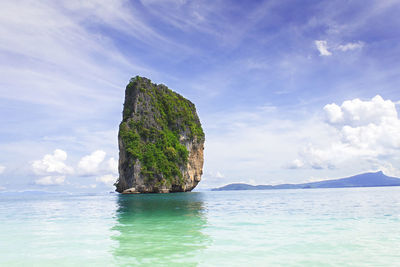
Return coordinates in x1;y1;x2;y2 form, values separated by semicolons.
35;176;66;186
337;41;364;51
328;96;400;152
0;165;5;174
32;149;73;186
96;174;117;186
315;40;332;56
78;150;106;175
323;95;397;127
32;149;73;175
292;95;400;175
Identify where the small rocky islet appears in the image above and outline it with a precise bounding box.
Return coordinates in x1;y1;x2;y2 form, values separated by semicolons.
115;76;204;193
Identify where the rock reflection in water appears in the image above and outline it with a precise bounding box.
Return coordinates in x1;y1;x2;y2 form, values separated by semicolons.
112;192;209;266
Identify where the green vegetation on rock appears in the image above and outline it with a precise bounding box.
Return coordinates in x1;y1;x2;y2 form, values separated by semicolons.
119;76;204;186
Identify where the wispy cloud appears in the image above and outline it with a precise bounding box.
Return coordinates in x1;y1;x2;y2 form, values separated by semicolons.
0;1;170;113
315;40;364;56
315;40;332;56
337;41;364;51
1;0;400;190
0;165;5;174
202;105;332;185
35;176;66;186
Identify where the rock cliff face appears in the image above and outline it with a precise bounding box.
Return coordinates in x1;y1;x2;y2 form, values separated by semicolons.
115;76;205;193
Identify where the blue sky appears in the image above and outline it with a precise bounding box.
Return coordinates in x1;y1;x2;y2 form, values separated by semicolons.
1;0;400;192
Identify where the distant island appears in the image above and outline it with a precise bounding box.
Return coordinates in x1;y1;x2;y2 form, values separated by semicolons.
212;171;400;191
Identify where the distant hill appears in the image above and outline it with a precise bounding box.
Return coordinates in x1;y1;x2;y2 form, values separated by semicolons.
212;171;400;191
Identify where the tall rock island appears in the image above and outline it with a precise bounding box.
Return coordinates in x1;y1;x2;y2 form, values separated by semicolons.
115;76;205;193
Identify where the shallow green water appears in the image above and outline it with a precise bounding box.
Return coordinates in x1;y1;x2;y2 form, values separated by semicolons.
1;187;400;266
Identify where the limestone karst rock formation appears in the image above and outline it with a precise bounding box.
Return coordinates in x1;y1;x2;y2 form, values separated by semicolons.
115;76;204;193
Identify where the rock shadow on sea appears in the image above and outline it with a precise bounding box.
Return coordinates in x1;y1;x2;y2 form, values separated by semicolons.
111;192;210;266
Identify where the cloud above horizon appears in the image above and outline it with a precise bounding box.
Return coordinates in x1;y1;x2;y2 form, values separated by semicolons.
315;40;364;56
337;42;364;51
96;174;117;187
31;149;73;186
1;0;400;191
35;176;66;186
30;148;118;188
32;149;73;175
315;40;332;56
291;95;400;176
78;150;107;175
107;158;118;174
0;165;5;174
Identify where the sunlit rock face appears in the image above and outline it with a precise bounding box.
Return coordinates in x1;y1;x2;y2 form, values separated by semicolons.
115;76;204;194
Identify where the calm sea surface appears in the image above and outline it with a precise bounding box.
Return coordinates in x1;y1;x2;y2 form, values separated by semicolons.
1;187;400;266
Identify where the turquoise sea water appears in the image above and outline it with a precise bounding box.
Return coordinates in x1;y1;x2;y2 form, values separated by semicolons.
1;187;400;266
